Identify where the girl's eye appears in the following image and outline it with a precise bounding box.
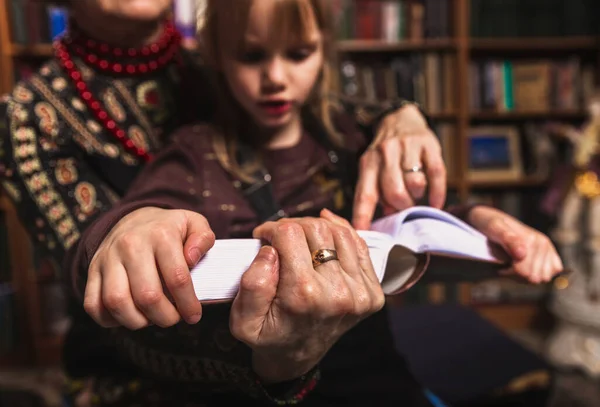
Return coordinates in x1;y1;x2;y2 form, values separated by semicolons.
239;50;266;64
287;46;315;62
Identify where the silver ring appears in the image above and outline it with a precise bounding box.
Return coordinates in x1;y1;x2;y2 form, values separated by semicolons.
403;166;424;175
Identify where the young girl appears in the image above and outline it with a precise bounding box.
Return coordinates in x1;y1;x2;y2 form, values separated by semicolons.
65;0;562;405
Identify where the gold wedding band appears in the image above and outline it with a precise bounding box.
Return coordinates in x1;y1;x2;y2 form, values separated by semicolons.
312;249;339;268
403;165;424;174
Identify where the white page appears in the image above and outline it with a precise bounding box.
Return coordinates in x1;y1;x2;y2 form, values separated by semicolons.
394;218;499;262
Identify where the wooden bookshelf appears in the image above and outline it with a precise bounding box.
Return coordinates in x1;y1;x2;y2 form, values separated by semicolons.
0;0;599;368
338;38;457;52
10;43;54;57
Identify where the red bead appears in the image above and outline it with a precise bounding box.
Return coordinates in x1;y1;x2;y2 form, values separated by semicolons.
141;47;150;56
150;44;159;53
100;44;109;53
87;54;98;64
125;140;135;149
113;63;122;73
137;148;146;156
97;111;108;120
114;48;123;57
106;120;116;130
76;82;86;91
70;71;81;81
99;60;108;69
90;101;101;110
149;61;158;70
128;48;136;57
138;64;148;73
82;91;92;101
86;40;95;47
64;60;74;69
115;129;126;139
158;56;167;66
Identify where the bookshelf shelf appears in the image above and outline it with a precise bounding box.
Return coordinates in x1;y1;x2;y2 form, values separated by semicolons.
470;110;587;121
469;177;548;189
470;36;599;51
337;38;457;53
10;43;54;57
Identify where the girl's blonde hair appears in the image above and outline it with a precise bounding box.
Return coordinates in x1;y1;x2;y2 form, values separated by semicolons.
199;0;341;182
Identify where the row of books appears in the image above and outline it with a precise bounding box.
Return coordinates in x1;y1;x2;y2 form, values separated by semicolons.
471;0;598;38
469;57;596;113
334;0;451;41
8;0;68;45
338;53;456;115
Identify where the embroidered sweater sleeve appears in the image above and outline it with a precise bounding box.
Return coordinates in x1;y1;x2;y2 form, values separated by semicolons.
64;130;203;300
0;86;123;262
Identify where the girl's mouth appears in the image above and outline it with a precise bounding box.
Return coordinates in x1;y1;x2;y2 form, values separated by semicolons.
258;100;293;116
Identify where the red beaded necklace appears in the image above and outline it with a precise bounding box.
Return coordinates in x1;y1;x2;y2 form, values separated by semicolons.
55;20;183;162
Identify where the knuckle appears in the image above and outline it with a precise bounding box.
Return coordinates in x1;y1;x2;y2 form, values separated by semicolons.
275;222;304;240
359;151;377;170
385;188;408;205
103;291;129;313
239;271;271;293
134;289;163;309
159;313;182;329
167;266;192;290
149;226;175;244
405;176;427;190
201;230;216;245
305;219;331;238
331;225;354;245
115;232;142;253
427;162;446;178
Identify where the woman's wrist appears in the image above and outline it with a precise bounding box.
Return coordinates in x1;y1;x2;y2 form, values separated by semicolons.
252;350;319;384
254;364;321;405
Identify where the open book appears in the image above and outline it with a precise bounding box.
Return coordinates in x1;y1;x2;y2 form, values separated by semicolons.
190;206;510;302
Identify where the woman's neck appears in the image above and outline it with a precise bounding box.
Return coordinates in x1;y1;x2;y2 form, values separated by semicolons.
69;13;165;48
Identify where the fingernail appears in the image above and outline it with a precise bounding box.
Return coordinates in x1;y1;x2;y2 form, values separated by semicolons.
257;245;276;263
189;248;202;265
187;313;202;324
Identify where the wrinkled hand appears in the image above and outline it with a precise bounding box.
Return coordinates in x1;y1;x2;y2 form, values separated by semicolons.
468;206;563;283
229;209;385;383
353;103;446;230
84;207;215;330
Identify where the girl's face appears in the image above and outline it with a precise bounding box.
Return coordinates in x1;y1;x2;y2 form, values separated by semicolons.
221;0;325;130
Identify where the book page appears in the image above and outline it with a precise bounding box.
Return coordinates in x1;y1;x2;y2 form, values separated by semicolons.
394;218;503;263
370;206;482;238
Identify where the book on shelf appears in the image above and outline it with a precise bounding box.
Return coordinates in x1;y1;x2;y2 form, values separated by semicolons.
190;206;510;302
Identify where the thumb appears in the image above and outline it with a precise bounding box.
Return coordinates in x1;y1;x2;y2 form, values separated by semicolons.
231;246;279;338
181;211;216;268
484;218;527;262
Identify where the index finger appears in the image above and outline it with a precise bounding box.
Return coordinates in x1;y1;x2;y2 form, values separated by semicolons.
352;149;381;230
156;242;202;324
422;142;447;209
253;221;313;277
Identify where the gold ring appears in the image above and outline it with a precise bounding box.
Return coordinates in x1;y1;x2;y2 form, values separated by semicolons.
312;249;339;268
